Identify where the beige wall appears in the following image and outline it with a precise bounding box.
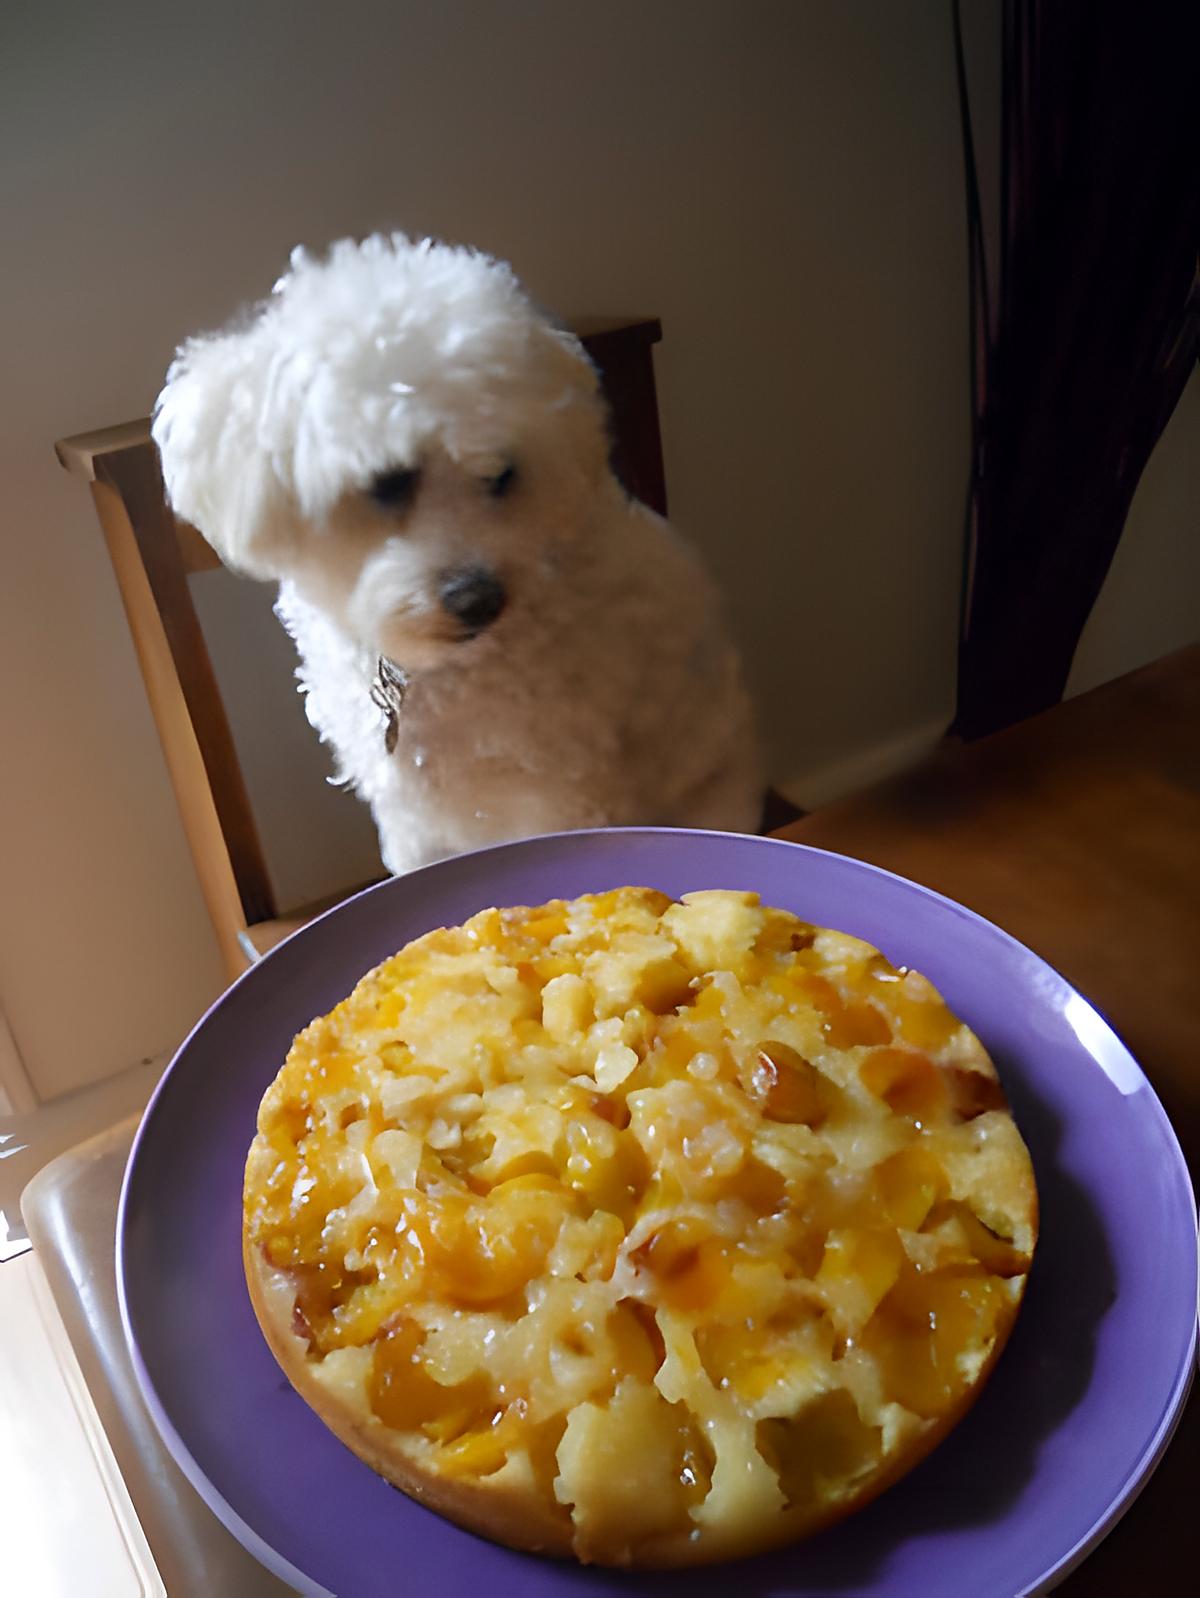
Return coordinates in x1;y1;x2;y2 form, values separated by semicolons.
0;1;1192;1105
1068;366;1200;697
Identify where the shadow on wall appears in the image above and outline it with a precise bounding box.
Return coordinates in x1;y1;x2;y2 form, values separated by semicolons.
191;568;384;912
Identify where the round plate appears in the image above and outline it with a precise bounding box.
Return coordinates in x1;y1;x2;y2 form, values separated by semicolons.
118;829;1197;1598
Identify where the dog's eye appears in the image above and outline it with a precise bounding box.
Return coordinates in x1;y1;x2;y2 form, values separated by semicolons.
369;467;419;508
486;464;516;499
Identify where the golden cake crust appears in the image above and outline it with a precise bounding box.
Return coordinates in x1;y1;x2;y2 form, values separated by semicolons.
244;1234;576;1555
244;1233;1021;1565
243;888;1038;1567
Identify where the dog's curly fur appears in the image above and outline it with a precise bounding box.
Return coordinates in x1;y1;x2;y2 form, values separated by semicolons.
153;235;762;875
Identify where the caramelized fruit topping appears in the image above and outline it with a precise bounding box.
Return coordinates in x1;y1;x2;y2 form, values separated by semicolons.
245;889;1036;1565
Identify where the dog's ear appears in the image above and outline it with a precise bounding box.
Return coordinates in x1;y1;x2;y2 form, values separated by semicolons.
152;319;292;579
532;325;612;482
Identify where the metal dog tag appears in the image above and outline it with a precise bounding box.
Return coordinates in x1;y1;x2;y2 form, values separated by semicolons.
370;657;409;755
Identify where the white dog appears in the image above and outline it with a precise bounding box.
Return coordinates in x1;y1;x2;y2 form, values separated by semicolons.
153;235;762;875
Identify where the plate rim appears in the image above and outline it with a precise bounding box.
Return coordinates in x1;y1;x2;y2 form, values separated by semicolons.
116;826;1199;1597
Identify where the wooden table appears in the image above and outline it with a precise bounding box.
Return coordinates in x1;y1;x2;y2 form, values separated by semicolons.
19;646;1196;1592
776;642;1199;1591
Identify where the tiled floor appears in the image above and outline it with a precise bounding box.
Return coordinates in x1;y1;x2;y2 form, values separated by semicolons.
0;1058;167;1591
0;1250;163;1595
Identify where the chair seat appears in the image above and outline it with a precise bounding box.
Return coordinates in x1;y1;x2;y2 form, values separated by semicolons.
237;882;383;964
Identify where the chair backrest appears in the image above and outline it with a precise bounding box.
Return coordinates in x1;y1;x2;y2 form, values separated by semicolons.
55;321;667;980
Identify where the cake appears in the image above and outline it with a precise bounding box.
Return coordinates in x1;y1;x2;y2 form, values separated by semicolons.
243;888;1037;1566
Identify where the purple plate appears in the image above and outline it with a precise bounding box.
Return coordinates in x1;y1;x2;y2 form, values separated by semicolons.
118;829;1197;1597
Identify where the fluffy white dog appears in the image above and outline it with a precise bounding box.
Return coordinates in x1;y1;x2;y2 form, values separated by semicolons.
153;235;762;875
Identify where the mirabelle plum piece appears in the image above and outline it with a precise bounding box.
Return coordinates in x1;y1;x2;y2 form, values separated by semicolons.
823;1000;892;1049
873;1145;949;1230
815;1227;906;1336
634;956;695;1016
769;967;891;1047
753;912;817;957
422;1186;572;1306
864;1262;1004;1417
748;1041;829;1126
479;1149;560;1185
464;907;505;948
629;1212;709;1274
564;1119;648;1222
436;1399;574;1483
522;911;568;945
368;1316;492;1433
629;1215;732;1312
733;1156;788;1215
533;952;576;983
286;1259;374;1349
436;1401;528;1478
946;1066;1008;1121
775;968;841;1015
952;1205;1030;1278
585;933;693;1018
696;1313;833;1414
867;967;960;1051
665;1242;732;1314
648;1025;699;1081
859;1048;949;1123
688;981;727;1023
924;1200;1032;1278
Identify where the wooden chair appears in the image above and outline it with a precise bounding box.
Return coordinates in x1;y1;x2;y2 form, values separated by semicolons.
55;322;669;982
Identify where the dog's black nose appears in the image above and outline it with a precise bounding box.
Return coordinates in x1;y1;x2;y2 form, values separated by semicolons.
439;567;507;634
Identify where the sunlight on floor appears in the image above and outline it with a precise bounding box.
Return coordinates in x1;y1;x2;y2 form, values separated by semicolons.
0;1252;163;1596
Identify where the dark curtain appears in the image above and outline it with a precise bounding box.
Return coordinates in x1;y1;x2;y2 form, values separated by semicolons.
952;1;1200;740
